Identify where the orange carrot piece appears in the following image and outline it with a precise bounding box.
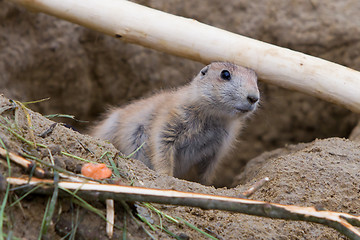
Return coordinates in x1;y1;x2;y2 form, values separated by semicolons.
81;163;112;180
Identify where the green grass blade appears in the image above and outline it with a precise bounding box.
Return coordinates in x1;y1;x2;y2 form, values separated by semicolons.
44;114;87;123
45;114;75;120
143;203;179;224
176;217;219;240
154;225;183;240
0;176;10;240
22;153;100;182
101;152;129;179
122;214;127;240
38;198;51;240
27;163;37;183
120;201;156;240
60;151;95;164
69;207;80;240
21;97;51;105
39;172;59;237
126;142;145;159
0;138;11;240
0;116;12;127
1;232;21;240
60;187;106;220
0;120;47;148
62;151;127;179
60;187;123;230
9;184;44;207
106;154;121;178
136;213;156;231
99;151;110;159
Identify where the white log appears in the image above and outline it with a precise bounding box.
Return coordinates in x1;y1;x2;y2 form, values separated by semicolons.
4;177;360;239
9;0;360;113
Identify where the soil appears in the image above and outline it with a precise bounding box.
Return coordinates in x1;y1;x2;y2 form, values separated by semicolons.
1;95;360;240
1;0;360;239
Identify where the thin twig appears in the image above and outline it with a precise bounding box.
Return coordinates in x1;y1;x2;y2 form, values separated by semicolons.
0;146;93;181
39;123;57;138
0;146;47;178
76;139;95;155
205;227;224;240
22;153;100;182
241;177;269;198
3;176;360;240
106;199;114;239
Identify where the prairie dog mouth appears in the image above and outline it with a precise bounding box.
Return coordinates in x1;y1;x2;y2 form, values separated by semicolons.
235;107;251;113
235;105;256;113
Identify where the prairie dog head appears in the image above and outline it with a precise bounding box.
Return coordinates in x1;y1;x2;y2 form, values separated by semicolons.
192;62;259;117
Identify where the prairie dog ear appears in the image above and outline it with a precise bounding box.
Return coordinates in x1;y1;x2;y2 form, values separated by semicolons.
200;65;209;76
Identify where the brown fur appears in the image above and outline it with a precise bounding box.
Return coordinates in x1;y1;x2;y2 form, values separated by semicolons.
91;62;259;185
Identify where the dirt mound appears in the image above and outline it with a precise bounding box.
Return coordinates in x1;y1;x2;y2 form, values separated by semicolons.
1;95;360;239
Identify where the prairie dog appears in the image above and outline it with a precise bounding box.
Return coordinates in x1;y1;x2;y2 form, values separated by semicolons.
91;62;259;185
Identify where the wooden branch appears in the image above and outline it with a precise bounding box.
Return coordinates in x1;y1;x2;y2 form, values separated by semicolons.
8;0;360;113
3;176;360;240
0;146;46;178
0;147;97;183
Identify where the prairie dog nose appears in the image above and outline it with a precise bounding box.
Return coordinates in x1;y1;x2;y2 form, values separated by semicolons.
247;94;259;104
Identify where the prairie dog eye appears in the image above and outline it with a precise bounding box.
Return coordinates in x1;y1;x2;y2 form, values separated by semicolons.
220;70;231;80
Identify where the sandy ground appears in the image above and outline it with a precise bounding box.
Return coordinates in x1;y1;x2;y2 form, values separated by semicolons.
1;95;360;239
1;1;360;239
